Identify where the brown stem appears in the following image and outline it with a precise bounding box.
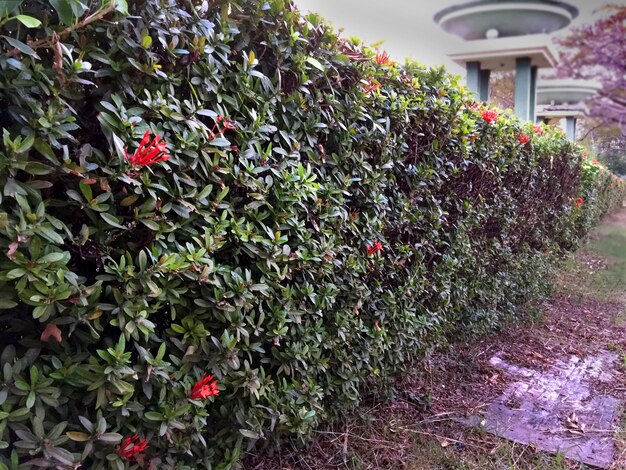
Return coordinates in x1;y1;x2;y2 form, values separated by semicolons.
3;4;116;58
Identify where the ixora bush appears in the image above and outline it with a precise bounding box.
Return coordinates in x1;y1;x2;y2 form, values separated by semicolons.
0;0;624;468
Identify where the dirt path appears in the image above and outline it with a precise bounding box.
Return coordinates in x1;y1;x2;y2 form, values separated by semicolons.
245;210;626;470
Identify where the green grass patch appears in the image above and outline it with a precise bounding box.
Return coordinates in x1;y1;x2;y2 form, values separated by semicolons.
404;435;589;470
556;215;626;302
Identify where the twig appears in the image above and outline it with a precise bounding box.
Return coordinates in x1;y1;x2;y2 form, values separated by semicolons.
342;427;348;465
51;32;66;86
579;121;606;142
4;4;116;58
392;425;492;452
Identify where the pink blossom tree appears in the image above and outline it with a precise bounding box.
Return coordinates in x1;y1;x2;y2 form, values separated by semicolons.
556;5;626;132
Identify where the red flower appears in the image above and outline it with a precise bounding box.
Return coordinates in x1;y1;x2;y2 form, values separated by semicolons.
481;110;498;123
189;374;219;400
362;79;381;94
367;241;384;256
375;50;393;66
125;130;170;168
118;435;149;460
592;159;601;165
517;133;530;145
576;197;584;208
533;125;543;134
209;116;237;140
583;151;589;157
216;115;236;130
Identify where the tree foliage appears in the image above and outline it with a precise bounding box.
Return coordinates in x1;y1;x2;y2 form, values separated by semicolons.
556;5;626;132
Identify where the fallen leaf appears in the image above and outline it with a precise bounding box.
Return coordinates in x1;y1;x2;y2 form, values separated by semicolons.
565;412;585;435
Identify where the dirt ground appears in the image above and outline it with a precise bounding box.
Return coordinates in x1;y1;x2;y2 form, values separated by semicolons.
244;210;626;470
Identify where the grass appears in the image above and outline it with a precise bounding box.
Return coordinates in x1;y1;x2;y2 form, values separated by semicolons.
555;219;626;303
405;438;586;470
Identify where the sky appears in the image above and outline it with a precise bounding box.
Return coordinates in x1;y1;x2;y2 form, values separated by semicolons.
293;0;614;75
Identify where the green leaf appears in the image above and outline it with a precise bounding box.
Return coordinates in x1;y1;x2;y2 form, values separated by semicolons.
13;378;29;391
14;15;41;27
48;0;75;25
33;139;60;164
239;429;261;439
25;390;35;408
38;252;66;264
114;0;128;14
111;133;126;159
0;0;23;16
0;299;17;309
46;446;74;466
35;226;64;244
79;180;93;201
16;134;34;153
8;407;30;420
5;268;26;279
2;36;37;57
139;218;159;231
24;162;53;176
215;186;229;203
99;432;122;443
141;35;152;49
144;411;164;421
305;57;325;72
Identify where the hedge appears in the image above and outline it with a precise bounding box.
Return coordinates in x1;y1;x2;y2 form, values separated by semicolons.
0;1;624;468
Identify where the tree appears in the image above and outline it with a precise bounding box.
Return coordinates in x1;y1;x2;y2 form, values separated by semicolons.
577;118;626;175
556;5;626;132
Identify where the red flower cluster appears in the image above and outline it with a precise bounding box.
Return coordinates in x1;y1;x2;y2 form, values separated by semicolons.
189;374;219;400
576;197;584;208
210;115;236;141
517;133;530;145
363;79;381;94
125;130;170;168
533;125;543;134
367;241;384;255
217;115;236;130
592;159;601;165
481;109;498;123
118;435;149;460
375;50;393;66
